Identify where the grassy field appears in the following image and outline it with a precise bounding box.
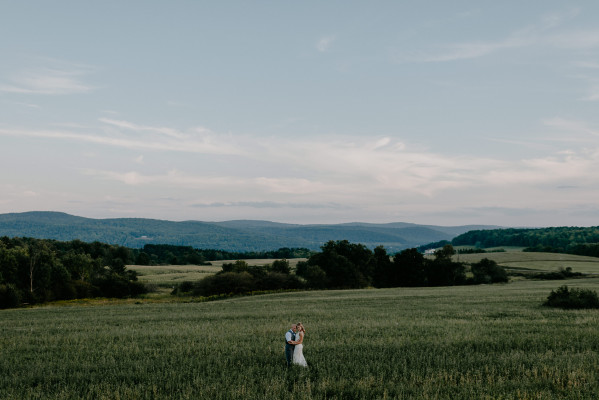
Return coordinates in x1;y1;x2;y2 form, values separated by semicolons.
129;259;308;289
128;264;222;286
452;251;599;274
2;276;599;399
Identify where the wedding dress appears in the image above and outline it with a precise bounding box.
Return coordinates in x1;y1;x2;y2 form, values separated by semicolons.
292;332;308;367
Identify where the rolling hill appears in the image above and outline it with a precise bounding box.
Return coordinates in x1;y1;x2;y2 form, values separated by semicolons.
0;211;499;252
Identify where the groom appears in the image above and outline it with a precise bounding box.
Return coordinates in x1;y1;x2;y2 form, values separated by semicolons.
285;323;298;367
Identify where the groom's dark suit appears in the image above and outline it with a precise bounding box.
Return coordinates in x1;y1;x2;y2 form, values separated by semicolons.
285;329;296;367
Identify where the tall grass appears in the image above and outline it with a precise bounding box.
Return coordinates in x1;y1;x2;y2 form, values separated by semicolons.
1;278;599;399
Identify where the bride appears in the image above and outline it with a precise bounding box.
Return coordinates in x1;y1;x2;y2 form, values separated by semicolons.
292;322;308;367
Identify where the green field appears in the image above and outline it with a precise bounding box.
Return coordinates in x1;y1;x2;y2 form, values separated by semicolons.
453;251;599;274
2;276;599;399
130;259;307;286
128;264;222;287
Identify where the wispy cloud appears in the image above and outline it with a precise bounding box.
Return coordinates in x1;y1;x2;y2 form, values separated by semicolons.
548;29;599;49
316;35;336;52
99;118;188;139
83;168;328;195
0;61;96;95
7;101;40;109
0;120;244;156
574;61;599;69
191;201;342;209
543;117;599;136
74;124;599;204
4;114;599;225
583;85;599;101
396;8;582;63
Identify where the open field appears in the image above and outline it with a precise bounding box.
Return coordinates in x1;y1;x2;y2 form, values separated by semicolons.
128;265;222;286
129;258;308;288
452;251;599;274
2;277;599;399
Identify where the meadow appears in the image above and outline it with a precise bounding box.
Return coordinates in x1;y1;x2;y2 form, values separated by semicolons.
453;250;599;274
129;259;307;291
2;274;599;399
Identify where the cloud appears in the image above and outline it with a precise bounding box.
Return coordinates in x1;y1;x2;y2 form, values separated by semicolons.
191;201;342;209
316;35;336;52
99;118;188;139
0;62;96;95
583;86;599;101
4;114;599;225
575;61;599;69
76;124;599;206
548;30;599;49
8;101;41;109
83;168;328;195
543;117;599;136
396;8;583;63
0;122;244;156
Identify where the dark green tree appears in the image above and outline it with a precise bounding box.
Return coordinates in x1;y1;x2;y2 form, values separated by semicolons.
372;246;393;287
425;244;466;286
270;259;291;274
394;248;426;286
470;258;508;284
307;240;372;288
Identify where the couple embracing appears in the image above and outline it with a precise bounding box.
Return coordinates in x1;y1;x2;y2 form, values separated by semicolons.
285;322;307;367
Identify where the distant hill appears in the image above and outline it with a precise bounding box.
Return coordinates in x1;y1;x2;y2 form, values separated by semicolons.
0;211;500;252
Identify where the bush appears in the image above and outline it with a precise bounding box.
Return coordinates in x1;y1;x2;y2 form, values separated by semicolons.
470;258;508;284
0;284;21;309
544;285;599;309
71;280;98;298
269;259;291;274
94;273;148;298
302;265;327;288
256;272;303;291
171;281;195;295
193;272;256;297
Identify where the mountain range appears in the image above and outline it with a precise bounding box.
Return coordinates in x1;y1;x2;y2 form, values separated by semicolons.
0;211;500;252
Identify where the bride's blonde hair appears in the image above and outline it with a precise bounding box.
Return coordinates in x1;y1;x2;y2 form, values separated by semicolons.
297;322;306;333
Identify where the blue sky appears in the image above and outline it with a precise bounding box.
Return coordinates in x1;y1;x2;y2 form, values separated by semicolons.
1;1;599;226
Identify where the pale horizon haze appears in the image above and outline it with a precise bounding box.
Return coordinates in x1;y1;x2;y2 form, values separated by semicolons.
2;1;599;227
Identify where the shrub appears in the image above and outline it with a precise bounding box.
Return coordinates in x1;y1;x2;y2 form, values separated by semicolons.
172;281;195;295
269;259;291;274
71;280;98;298
193;272;256;297
256;272;303;291
544;285;599;309
94;273;148;298
302;265;327;288
470;258;508;284
0;284;21;309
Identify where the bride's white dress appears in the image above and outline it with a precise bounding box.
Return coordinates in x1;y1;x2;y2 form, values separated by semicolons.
292;332;308;367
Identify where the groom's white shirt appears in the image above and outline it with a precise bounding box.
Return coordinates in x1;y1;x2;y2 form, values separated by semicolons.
285;330;294;343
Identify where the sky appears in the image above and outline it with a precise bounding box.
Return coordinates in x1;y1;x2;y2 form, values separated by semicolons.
1;1;599;226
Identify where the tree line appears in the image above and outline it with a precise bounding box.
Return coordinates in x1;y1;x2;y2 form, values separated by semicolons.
451;227;599;256
2;236;510;308
175;240;508;297
133;245;313;266
0;237;146;308
0;238;310;308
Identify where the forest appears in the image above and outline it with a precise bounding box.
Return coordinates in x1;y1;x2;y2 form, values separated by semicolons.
451;226;599;256
0;237;146;308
